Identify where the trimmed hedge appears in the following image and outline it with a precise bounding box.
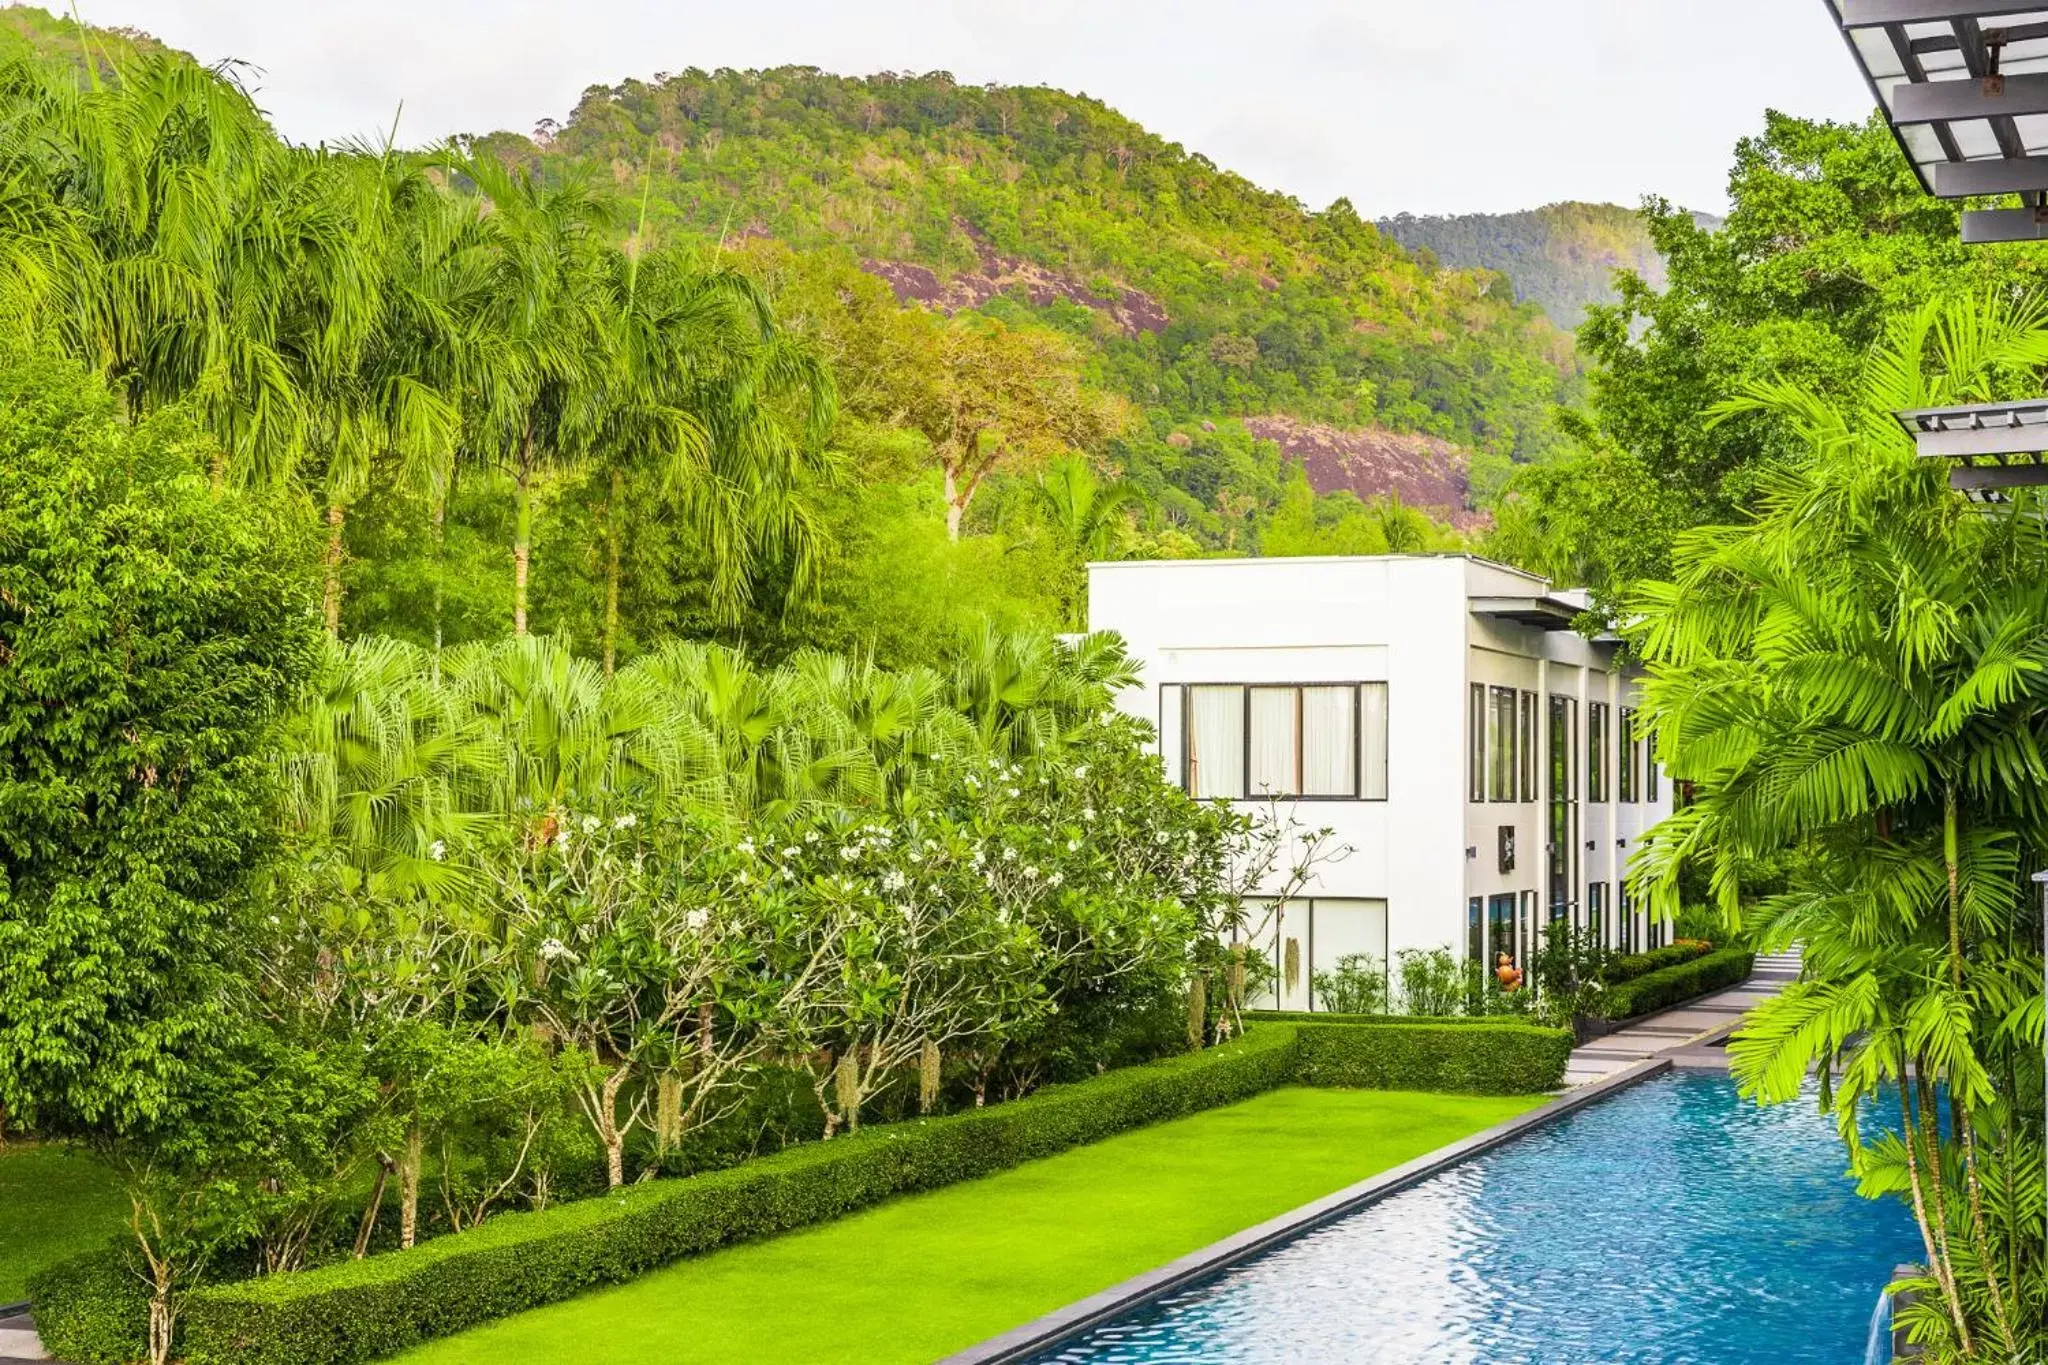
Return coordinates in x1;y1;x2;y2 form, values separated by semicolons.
1250;1010;1512;1027
1292;1022;1572;1095
1600;941;1711;986
1594;948;1754;1021
36;1016;1570;1365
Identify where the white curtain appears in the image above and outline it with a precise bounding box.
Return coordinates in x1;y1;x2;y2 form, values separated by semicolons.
1188;686;1244;798
1360;682;1388;800
1158;685;1184;788
1300;686;1356;796
1248;687;1296;795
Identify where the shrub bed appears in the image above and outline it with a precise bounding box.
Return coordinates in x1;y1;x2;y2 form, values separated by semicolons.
1292;1022;1572;1095
1249;1010;1516;1027
1593;948;1754;1021
1600;941;1712;986
35;1015;1572;1365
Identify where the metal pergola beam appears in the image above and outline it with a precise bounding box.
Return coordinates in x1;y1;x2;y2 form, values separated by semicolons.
1949;464;2048;490
1934;155;2048;193
1893;71;2048;122
1841;0;2036;25
1963;205;2048;239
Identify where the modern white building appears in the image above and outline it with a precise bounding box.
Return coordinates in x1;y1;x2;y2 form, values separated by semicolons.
1088;554;1673;1011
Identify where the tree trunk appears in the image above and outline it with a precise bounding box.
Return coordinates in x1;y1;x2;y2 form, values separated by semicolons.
919;1039;941;1116
431;486;448;660
352;1156;392;1259
943;463;974;541
834;1051;861;1134
1186;976;1207;1052
322;500;346;637
603;467;624;676
399;1121;423;1250
513;426;535;636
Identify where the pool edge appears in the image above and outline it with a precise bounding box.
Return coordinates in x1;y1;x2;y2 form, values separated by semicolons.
937;1058;1677;1365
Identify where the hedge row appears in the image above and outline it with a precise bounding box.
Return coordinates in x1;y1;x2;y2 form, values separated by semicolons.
1250;1010;1511;1027
1600;941;1711;986
1293;1022;1572;1095
35;1017;1568;1365
1594;948;1754;1021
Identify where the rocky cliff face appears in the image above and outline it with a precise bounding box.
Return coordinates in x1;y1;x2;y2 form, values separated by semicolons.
1241;416;1485;531
861;219;1168;338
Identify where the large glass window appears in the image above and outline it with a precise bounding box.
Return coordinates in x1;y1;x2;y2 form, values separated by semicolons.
1488;686;1517;802
1644;722;1660;803
1187;685;1244;799
1588;881;1608;948
1518;691;1538;803
1588;701;1610;803
1469;684;1486;802
1488;893;1517;971
1619;706;1638;803
1182;684;1382;800
1359;682;1389;800
1467;896;1484;966
1548;695;1577;923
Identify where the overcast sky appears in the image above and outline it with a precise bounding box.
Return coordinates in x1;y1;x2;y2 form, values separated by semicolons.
80;0;1877;217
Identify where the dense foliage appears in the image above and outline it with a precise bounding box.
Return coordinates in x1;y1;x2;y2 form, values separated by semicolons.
1378;201;1674;331
1634;295;2048;1360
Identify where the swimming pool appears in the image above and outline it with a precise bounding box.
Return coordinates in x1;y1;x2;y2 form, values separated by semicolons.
1021;1072;1921;1364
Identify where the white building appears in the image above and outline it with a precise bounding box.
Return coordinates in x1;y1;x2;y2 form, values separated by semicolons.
1088;553;1673;1011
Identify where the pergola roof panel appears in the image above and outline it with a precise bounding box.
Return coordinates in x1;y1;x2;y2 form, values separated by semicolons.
1827;0;2048;196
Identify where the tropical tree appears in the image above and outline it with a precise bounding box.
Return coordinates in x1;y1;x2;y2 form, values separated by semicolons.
1631;293;2048;1360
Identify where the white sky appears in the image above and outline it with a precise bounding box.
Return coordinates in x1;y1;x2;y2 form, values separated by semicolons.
79;0;1877;217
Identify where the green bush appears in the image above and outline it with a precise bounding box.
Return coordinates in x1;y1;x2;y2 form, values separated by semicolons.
1600;941;1711;986
1594;948;1754;1021
26;1244;149;1365
171;1028;1301;1365
1292;1021;1571;1095
1249;1010;1510;1027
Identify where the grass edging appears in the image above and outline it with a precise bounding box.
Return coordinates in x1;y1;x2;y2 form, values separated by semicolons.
940;1056;1677;1365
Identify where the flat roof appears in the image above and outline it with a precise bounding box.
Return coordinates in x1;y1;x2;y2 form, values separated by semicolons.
1087;552;1552;585
1826;1;2048;201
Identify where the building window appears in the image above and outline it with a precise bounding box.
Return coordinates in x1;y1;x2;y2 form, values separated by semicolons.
1644;723;1660;803
1488;685;1517;802
1249;685;1356;798
1182;683;1384;800
1588;881;1608;948
1619;707;1638;803
1588;701;1610;803
1469;684;1486;802
1187;685;1244;799
1467;896;1484;966
1360;682;1389;801
1519;691;1538;803
1548;694;1577;924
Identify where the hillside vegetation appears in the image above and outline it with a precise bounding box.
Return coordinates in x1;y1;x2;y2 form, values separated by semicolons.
1378;202;1670;331
474;67;1585;521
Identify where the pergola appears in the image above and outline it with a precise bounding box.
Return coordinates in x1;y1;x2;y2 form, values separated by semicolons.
1827;2;2048;481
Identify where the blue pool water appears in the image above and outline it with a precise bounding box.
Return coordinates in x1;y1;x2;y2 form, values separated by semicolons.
1027;1073;1921;1364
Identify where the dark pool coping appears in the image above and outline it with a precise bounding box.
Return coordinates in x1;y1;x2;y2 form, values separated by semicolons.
940;1057;1677;1365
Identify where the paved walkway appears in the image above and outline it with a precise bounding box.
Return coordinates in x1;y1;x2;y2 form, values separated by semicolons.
1559;947;1801;1087
0;1308;48;1364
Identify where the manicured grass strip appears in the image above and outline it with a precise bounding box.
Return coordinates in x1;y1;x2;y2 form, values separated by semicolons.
397;1086;1541;1365
0;1145;126;1303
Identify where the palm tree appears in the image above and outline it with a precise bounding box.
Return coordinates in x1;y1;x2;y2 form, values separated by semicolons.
457;155;614;636
1631;293;2048;1358
1028;455;1140;629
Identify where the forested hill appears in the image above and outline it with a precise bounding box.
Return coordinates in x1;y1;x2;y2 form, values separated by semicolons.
1377;203;1670;331
477;67;1583;483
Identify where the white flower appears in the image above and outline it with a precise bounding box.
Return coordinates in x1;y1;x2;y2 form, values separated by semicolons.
1047;872;1064;888
581;814;601;833
735;869;750;884
971;849;986;869
805;831;821;844
1022;865;1040;880
907;848;924;864
1154;831;1170;846
881;869;907;891
685;908;710;932
554;828;571;851
1083;807;1096;822
1008;787;1021;798
839;844;861;861
1074;764;1089;779
1066;838;1081;852
738;838;755;855
613;813;638;830
539;937;572;962
429;839;447;862
782;847;800;860
1002;847;1017;862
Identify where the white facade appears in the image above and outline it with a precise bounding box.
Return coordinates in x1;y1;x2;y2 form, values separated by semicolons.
1088;554;1673;1012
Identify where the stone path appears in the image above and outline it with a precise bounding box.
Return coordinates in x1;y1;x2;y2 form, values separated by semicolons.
1559;947;1801;1087
0;1308;49;1364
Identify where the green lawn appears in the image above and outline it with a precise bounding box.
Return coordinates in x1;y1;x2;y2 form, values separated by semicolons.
0;1144;128;1303
402;1086;1542;1365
